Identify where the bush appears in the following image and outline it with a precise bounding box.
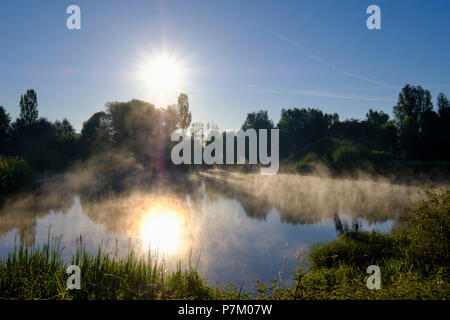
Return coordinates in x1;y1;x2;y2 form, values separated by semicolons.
406;187;450;270
332;145;360;170
0;156;33;193
295;152;320;172
367;150;393;168
310;231;400;269
310;186;449;272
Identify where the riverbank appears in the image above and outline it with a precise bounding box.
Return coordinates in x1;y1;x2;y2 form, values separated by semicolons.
0;187;448;300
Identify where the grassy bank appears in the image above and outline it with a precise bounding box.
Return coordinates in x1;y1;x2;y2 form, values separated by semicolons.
0;239;216;300
284;186;449;299
0;187;448;300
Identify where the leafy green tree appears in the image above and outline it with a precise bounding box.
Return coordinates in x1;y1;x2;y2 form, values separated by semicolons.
241;110;274;131
30;118;59;170
437;93;450;160
106;99;159;164
107;99;159;146
365;110;396;153
420;108;440;160
331;119;364;142
0;106;11;151
52;118;79;167
238;110;275;163
366;109;389;128
54;118;75;137
437;93;449;114
18;89;38;127
56;133;81;166
165;104;180;132
10;117;58;171
393;85;433;125
7;90;63;170
393;85;434;159
378;120;398;155
332;145;360;170
0;156;33;193
81;111;112;155
278;108;338;157
177;93;192;129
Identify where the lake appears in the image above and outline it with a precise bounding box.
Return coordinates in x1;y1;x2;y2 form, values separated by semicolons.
0;170;423;288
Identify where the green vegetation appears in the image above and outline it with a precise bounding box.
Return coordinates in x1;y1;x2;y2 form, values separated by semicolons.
1;187;448;300
0;239;214;300
287;187;449;299
0;156;33;194
1;84;450;184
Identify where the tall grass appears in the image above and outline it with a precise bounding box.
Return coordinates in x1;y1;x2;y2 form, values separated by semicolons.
0;236;66;299
0;235;213;300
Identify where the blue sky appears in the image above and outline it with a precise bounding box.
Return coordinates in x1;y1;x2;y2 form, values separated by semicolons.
0;0;449;131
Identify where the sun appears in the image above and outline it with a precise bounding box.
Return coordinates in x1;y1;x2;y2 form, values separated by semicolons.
146;56;183;92
136;51;187;102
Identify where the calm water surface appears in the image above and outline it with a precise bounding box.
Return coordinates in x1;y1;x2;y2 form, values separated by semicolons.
0;171;421;287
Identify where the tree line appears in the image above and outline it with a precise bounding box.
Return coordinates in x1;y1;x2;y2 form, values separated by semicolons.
0;84;449;184
242;84;450;171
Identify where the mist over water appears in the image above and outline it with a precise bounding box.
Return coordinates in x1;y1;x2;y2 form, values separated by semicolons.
0;168;438;287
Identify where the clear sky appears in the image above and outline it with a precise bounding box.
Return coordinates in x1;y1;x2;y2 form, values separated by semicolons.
0;0;449;131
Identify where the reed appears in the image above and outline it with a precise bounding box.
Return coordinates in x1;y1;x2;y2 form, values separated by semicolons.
0;235;213;300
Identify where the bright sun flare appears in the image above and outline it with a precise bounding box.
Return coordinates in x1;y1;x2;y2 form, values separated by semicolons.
138;53;186;95
140;209;183;253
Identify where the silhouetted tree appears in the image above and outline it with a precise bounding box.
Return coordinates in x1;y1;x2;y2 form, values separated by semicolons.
421;108;440;160
237;110;275;163
53;118;80;167
0;106;11;151
366;109;389;128
177;93;192;129
54;118;75;137
278;108;338;157
81;111;112;155
331;119;364;142
241;110;274;131
365;109;397;153
393;85;434;159
7;90;60;170
437;93;450;160
18;89;38;128
378;120;398;155
107;99;161;165
30;118;59;170
1;85;448;178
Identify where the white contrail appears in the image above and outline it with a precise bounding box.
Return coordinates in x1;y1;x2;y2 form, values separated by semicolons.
291;89;395;102
276;34;392;88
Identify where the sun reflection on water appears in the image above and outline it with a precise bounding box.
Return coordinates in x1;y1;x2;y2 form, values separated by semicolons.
139;207;185;254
